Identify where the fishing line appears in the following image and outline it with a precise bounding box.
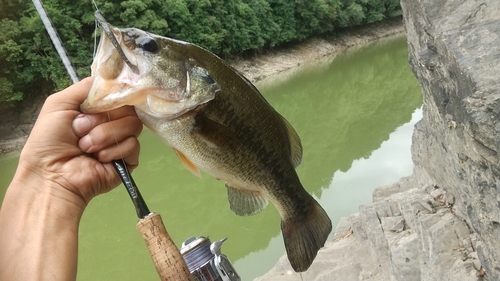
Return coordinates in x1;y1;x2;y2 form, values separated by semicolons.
90;3;149;218
91;0;123;160
92;0;100;68
93;18;97;59
107;110;133;178
91;2;124;165
106;109;136;200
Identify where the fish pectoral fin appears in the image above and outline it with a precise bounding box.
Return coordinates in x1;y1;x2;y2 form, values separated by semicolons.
173;149;201;178
225;183;268;216
278;114;303;168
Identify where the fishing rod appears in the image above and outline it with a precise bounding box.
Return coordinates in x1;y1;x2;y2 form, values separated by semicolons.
32;1;191;280
35;1;240;279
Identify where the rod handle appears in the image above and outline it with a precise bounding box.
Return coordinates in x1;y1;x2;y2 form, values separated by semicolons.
136;213;193;281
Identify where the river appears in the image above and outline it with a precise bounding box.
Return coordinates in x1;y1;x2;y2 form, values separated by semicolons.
0;35;422;280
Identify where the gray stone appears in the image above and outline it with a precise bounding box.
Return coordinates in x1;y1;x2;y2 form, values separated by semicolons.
382;216;404;233
402;0;500;278
372;176;416;202
386;231;421;281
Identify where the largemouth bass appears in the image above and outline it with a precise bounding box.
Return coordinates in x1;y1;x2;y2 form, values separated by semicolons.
81;17;332;272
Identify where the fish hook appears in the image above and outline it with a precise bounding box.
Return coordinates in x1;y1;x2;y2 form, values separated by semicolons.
94;9;140;74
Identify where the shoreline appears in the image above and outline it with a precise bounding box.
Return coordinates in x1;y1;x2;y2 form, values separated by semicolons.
0;17;404;155
229;16;404;82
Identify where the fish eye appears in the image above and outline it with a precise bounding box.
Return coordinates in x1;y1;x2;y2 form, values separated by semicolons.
137;37;159;53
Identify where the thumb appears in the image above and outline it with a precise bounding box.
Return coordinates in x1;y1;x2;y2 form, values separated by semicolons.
42;77;95;113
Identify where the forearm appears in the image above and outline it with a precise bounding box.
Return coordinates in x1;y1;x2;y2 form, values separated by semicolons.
0;166;86;281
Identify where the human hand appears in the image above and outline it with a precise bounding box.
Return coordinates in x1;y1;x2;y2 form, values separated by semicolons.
18;77;143;207
0;77;143;281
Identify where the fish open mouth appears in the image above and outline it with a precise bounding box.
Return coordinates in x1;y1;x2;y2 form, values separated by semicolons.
81;14;220;118
81;11;146;113
95;11;139;74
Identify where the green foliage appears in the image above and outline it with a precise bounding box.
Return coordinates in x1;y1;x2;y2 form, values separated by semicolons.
336;0;400;27
0;0;401;105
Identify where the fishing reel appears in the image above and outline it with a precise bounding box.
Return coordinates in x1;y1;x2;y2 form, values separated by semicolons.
180;236;240;281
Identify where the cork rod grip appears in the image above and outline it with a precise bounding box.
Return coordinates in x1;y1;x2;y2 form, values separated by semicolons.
136;213;193;281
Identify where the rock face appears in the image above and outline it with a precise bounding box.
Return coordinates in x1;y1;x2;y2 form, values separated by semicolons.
255;0;500;280
404;0;500;279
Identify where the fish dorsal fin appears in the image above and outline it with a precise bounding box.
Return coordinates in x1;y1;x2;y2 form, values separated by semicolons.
279;114;303;168
225;183;268;216
173;149;201;178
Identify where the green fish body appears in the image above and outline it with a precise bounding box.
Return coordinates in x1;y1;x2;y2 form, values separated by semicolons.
81;26;332;272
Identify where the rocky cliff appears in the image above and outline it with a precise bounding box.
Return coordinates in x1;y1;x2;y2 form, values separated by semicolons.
256;0;500;280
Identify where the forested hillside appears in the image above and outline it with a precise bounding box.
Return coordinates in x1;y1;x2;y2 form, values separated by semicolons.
0;0;401;105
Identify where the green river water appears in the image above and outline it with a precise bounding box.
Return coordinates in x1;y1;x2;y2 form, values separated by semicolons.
0;35;422;280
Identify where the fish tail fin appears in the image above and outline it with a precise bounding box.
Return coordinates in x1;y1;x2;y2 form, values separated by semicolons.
281;199;332;272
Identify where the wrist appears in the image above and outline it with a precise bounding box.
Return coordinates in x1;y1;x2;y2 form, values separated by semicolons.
0;165;84;280
7;163;87;222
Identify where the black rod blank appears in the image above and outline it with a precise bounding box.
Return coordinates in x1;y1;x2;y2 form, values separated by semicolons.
113;159;151;218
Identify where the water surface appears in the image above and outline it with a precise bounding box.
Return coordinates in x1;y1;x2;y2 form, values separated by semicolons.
0;35;422;280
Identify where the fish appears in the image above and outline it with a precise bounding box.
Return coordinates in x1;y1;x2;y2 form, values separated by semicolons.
81;15;332;272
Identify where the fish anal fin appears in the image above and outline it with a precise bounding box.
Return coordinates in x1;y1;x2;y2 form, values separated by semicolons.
281;199;332;272
173;149;201;178
225;183;268;216
278;114;303;168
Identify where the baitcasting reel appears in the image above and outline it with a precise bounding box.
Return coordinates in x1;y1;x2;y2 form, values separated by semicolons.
180;236;240;281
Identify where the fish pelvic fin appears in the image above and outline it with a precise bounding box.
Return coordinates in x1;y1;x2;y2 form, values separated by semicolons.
173;149;201;178
278;114;303;168
281;199;332;272
226;183;268;216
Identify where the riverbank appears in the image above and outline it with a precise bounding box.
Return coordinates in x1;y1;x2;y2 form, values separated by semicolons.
0;17;404;154
228;16;404;82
